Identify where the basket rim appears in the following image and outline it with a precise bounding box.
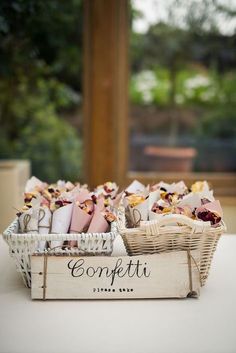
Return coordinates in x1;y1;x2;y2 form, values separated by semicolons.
117;207;226;236
2;218;117;241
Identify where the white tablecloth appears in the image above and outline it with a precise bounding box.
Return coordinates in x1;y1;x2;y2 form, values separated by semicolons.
0;234;236;353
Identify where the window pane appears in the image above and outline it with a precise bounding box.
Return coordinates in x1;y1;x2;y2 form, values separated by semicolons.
0;1;83;182
129;0;236;173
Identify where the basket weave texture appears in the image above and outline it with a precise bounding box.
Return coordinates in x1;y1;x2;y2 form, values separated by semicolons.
118;209;226;286
3;219;117;288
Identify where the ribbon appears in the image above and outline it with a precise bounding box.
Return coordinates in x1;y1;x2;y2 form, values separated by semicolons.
23;214;38;233
38;208;52;233
125;207;142;228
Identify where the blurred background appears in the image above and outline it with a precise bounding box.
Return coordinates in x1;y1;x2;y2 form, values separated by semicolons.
0;0;236;231
0;0;83;182
129;0;236;173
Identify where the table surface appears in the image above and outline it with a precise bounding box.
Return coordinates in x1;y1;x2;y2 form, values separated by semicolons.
0;234;236;353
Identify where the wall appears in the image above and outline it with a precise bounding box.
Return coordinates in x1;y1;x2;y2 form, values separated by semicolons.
0;160;30;233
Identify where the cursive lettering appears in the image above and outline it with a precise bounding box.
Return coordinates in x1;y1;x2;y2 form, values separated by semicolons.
67;258;151;286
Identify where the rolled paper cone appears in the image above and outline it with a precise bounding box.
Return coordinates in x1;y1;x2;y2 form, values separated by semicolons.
38;207;52;251
177;192;202;211
25;176;43;192
92;196;106;212
192;181;214;201
19;207;39;234
204;200;223;217
70;204;93;233
125;180;146;194
196;200;223;218
76;189;90;203
199;189;214;202
129;197;149;226
148;190;160;211
167;181;187;194
50;202;73;248
68;203;94;247
70;185;89;199
68;192;93;248
38;207;52;233
87;208;109;233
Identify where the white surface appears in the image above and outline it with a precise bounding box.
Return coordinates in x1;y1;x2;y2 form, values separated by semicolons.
0;234;236;353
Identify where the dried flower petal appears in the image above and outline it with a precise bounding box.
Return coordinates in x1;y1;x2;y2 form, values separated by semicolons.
102;210;116;223
127;194;146;207
197;210;221;225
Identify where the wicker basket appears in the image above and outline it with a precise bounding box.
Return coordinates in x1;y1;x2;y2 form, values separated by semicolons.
3;219;117;288
118;210;226;286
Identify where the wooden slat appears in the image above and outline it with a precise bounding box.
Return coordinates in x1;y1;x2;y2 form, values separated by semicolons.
31;251;200;300
83;0;129;188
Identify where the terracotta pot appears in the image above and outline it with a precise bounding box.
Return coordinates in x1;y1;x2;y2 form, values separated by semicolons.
144;146;197;172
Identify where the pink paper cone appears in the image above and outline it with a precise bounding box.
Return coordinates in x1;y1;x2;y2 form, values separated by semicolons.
87;208;109;233
76;189;90;203
196;200;223;217
69;203;93;233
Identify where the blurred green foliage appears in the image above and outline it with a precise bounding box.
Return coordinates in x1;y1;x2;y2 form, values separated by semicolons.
130;1;236;139
0;0;83;182
130;67;236;108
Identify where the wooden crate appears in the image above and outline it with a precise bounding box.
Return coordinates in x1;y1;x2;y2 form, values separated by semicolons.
31;250;201;300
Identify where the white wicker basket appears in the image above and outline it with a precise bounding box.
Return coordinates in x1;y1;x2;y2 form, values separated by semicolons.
3;219;117;288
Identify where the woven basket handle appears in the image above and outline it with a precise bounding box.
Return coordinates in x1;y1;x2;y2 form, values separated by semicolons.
140;214;212;235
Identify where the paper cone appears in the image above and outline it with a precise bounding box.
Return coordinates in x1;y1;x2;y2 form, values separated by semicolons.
128;197;149;226
125;180;146;194
177;192;202;210
87;206;109;233
192;181;214;201
37;206;52;251
19;207;39;234
50;202;73;248
196;200;223;218
76;189;90;203
70;203;93;233
25;176;44;192
148;190;160;210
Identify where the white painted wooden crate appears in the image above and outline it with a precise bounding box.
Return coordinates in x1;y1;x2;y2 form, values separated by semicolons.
31;250;201;300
